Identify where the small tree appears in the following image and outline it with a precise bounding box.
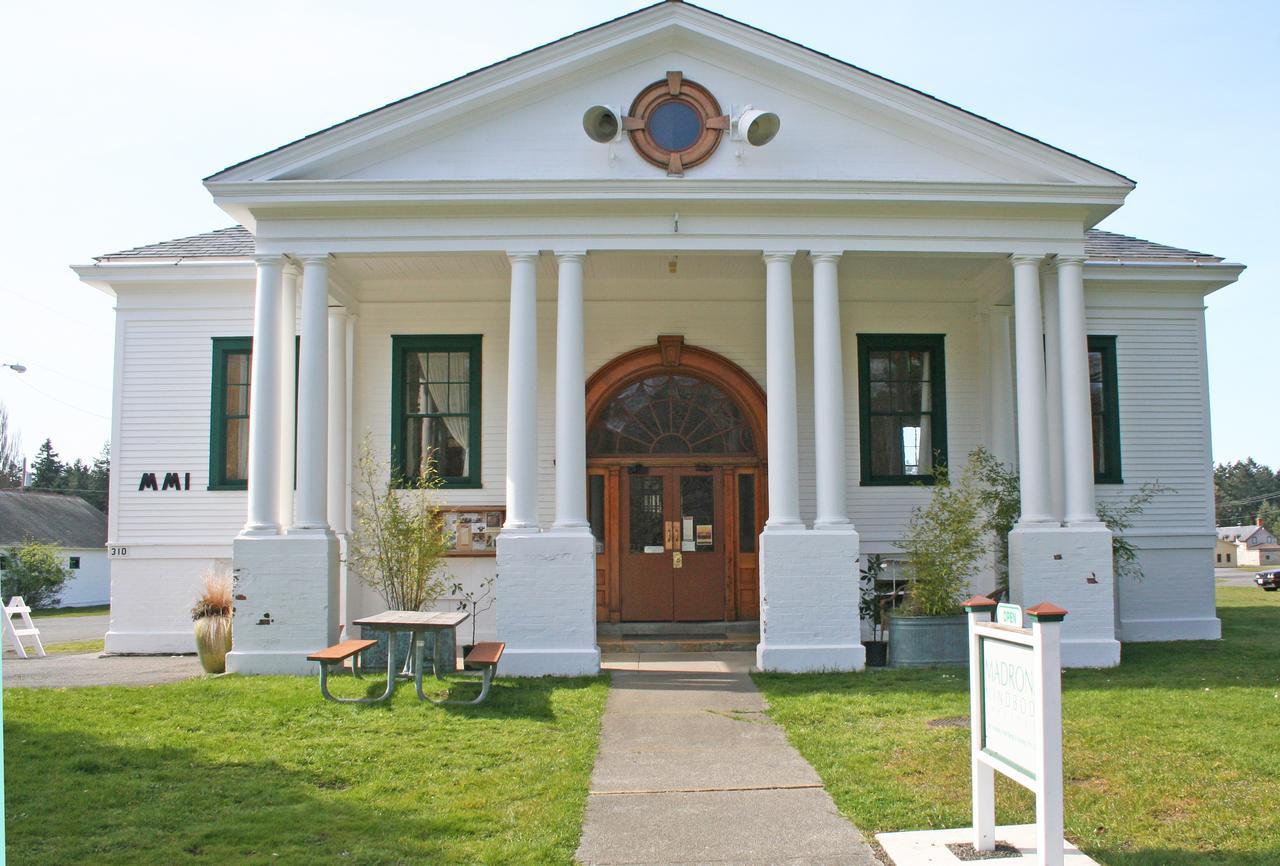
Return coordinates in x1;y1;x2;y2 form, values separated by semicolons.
1096;482;1174;582
347;437;452;611
0;403;23;488
968;448;1020;590
449;574;496;647
1;540;70;608
899;456;988;616
858;553;892;641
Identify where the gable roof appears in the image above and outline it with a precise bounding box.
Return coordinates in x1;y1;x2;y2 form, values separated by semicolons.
0;491;107;548
1217;524;1269;543
95;225;1223;264
204;1;1133;187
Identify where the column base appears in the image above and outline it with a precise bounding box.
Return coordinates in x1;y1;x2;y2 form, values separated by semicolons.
495;531;599;677
229;533;339;675
757;526;864;673
1009;523;1120;668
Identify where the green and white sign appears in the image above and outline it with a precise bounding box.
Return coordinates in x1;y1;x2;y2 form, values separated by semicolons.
980;637;1037;778
996;602;1022;627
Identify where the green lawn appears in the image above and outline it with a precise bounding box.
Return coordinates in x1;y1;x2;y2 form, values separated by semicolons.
4;673;608;865
41;637;105;655
29;604;110;619
755;586;1280;865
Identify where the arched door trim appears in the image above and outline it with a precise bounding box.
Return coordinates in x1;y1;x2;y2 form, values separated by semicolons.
586;336;767;463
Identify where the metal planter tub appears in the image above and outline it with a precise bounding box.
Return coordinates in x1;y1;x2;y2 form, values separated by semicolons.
358;625;457;674
888;614;968;667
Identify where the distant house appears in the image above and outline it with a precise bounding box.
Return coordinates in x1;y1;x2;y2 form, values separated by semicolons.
0;491;109;607
1217;520;1280;567
1214;537;1236;566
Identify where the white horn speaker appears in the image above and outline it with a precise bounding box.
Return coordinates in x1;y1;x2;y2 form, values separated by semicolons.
582;105;622;143
736;108;780;146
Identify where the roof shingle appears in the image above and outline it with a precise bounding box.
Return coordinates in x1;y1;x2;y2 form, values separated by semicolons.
0;491;107;548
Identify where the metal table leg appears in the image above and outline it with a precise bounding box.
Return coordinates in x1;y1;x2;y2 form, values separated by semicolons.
318;636;398;704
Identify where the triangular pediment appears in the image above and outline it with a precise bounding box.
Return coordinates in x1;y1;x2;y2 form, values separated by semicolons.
206;2;1131;190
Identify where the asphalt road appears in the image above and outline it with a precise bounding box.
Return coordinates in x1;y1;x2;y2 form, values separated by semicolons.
1215;567;1271;588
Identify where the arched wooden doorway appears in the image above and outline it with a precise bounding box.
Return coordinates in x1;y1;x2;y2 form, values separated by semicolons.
586;336;767;623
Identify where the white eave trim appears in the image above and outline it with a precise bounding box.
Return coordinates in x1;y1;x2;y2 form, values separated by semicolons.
71;259;255;294
1084;259;1245;292
207;178;1132;207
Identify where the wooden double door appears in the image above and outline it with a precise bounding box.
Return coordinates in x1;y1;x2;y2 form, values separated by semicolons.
620;466;726;622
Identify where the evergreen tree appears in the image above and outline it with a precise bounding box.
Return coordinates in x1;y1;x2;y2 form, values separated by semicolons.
1214;458;1279;525
1258;500;1280;537
30;438;63;491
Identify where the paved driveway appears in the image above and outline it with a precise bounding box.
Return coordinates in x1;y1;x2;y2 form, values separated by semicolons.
1216;567;1267;588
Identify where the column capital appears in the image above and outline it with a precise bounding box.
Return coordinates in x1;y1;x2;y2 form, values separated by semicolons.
298;253;332;267
1009;253;1045;268
553;250;587;262
253;253;287;268
809;250;843;264
1053;254;1087;267
762;250;797;264
507;250;540;265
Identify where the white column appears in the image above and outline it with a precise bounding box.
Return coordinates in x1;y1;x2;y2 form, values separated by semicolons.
277;262;298;529
764;251;801;527
811;251;850;528
985;308;1016;465
1042;267;1066;522
504;252;540;532
553;252;589;532
1055;255;1101;526
242;255;285;536
292;256;331;532
327;305;349;535
1011;255;1054;525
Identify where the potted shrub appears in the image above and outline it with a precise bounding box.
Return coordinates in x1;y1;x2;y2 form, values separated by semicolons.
858;554;893;667
890;454;987;667
191;570;232;674
449;574;495;670
347;437;453;672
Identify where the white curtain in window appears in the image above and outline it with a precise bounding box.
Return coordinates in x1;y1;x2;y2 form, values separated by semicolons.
426;353;469;475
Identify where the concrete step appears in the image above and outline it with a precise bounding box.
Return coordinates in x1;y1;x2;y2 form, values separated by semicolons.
597;635;759;653
598;620;760;637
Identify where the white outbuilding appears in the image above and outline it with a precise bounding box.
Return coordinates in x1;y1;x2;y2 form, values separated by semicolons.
73;2;1242;674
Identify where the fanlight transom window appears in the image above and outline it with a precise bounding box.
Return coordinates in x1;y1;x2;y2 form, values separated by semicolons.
588;374;754;455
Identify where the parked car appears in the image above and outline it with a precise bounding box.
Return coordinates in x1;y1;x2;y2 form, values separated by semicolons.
1255;570;1280;591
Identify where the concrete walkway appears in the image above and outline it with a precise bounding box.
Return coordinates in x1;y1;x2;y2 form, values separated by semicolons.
576;662;879;865
2;652;201;688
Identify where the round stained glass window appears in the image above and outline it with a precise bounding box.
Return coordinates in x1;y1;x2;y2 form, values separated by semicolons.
587;374;755;456
627;73;726;175
647;101;702;152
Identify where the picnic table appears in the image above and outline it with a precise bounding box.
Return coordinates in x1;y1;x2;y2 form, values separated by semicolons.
339;610;469;704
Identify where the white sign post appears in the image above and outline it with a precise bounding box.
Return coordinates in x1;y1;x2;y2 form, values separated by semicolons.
964;595;1067;866
3;596;46;659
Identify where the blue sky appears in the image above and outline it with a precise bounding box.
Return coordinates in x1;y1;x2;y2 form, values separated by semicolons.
0;0;1274;470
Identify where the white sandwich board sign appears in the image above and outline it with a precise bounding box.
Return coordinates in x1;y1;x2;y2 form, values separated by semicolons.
3;596;46;659
964;595;1067;866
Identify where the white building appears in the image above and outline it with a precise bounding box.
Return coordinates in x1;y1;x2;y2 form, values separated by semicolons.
0;490;109;607
73;2;1242;674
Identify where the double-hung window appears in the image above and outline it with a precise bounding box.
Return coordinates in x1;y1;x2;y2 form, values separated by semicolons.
209;337;253;490
391;335;482;488
1088;335;1122;484
858;334;948;485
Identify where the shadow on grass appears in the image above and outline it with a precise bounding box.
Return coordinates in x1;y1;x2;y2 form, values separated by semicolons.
4;722;455;864
299;668;604;721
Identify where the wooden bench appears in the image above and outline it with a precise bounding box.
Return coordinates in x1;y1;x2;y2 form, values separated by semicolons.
309;639;390;704
419;641;505;706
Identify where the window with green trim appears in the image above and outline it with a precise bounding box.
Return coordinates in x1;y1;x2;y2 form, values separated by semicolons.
858;334;948;485
391;335;482;488
1089;335;1122;484
209;337;253;490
